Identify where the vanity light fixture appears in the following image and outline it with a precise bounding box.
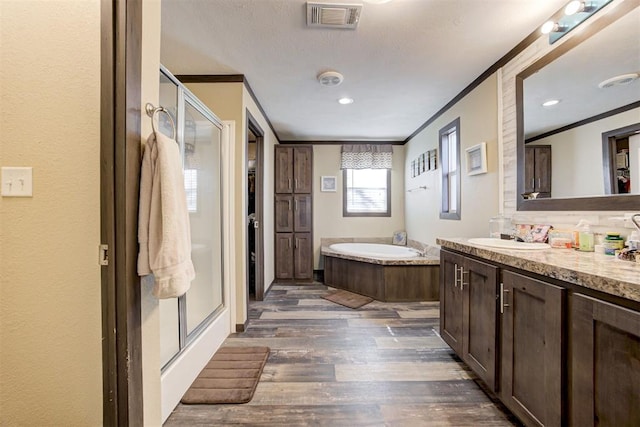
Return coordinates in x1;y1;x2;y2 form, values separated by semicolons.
545;0;612;44
542;99;561;107
338;97;354;105
564;1;597;16
541;21;566;35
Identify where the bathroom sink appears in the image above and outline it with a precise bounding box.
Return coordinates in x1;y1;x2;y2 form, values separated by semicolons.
468;238;550;250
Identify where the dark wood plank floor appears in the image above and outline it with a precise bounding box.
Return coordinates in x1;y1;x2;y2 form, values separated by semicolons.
165;283;520;426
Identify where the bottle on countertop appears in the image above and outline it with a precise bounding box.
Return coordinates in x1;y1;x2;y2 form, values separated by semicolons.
577;220;594;252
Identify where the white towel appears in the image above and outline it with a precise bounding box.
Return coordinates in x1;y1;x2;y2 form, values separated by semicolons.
137;131;195;298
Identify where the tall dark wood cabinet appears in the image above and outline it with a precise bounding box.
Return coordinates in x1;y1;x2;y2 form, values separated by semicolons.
440;250;499;390
525;145;552;198
570;294;640;427
501;271;564;427
274;145;313;282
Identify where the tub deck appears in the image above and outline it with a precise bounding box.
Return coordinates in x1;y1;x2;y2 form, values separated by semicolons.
321;246;440;302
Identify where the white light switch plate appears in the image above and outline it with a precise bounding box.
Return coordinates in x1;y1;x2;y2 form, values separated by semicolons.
1;167;33;197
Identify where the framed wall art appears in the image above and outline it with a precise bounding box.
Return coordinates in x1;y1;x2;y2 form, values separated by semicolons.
465;142;487;176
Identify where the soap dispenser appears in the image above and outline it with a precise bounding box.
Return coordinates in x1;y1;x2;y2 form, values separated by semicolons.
577;220;594;252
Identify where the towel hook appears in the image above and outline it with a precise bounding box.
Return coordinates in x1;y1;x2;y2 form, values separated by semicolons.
145;102;176;140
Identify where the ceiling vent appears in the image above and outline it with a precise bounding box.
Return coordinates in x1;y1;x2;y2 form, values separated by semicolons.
306;2;362;29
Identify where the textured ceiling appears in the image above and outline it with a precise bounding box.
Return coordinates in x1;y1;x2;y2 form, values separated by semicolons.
161;0;569;141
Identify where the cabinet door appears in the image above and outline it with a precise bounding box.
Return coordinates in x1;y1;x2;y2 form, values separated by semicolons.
534;146;551;197
294;194;312;232
524;146;552;197
501;271;564;427
274;195;293;232
462;257;498;391
440;250;464;355
571;294;640;427
275;146;293;194
293;146;312;193
294;233;313;280
275;233;294;279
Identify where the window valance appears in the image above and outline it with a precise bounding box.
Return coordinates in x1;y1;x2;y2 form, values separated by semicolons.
340;144;393;169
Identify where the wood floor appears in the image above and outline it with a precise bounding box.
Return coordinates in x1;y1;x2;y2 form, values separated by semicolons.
165;283;520;426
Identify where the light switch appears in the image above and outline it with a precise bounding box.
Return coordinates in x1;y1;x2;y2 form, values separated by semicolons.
1;167;33;197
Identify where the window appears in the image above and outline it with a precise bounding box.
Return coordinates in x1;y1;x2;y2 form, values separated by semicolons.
184;169;198;212
343;168;391;217
440;118;461;220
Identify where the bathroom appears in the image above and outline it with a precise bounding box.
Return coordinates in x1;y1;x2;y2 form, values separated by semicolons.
1;0;639;425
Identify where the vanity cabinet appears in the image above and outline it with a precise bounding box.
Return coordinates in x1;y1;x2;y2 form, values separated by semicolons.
440;250;499;390
570;294;640;426
524;145;551;198
274;145;313;281
440;246;640;427
501;271;564;427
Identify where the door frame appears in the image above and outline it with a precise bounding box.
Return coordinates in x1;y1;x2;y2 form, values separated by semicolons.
602;122;640;194
246;110;265;301
100;0;144;424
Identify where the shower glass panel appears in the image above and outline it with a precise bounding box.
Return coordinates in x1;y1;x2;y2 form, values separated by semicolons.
183;95;224;335
158;70;180;366
157;66;225;369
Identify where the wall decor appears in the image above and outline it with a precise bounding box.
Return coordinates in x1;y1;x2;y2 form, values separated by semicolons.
420;153;426;173
429;149;437;170
465;142;487;175
411;160;416;177
321;175;337;192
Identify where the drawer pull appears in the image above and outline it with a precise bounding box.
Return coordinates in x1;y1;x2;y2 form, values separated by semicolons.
460;269;468;290
500;282;510;314
454;263;459;288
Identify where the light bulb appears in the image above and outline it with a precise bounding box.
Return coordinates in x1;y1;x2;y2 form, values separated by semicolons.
541;20;557;34
565;1;583;16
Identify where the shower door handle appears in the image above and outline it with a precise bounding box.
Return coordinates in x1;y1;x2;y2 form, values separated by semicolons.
254;220;259;229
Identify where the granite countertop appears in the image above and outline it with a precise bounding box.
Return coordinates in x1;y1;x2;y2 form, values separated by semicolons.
437;237;640;303
321;246;440;266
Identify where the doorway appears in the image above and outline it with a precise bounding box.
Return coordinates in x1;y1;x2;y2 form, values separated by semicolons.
247;111;265;301
603;123;640;194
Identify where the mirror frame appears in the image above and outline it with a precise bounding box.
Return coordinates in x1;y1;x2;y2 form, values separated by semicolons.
516;0;640;211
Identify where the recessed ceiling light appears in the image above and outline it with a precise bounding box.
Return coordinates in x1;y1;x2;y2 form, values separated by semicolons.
338;97;354;105
542;99;560;107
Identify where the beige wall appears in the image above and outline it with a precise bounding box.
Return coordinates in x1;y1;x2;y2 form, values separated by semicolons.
0;1;103;425
404;75;500;246
313;145;406;268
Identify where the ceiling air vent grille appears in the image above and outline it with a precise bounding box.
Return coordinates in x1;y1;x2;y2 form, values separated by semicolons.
306;2;362;29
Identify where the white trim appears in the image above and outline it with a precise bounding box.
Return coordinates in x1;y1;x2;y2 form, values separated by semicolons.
160;309;230;422
222;121;237;331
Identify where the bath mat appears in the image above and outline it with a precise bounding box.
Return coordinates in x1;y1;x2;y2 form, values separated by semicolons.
323;289;373;309
181;346;270;404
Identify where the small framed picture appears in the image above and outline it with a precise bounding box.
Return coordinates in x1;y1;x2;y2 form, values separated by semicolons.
465;142;487;175
420;153;426;173
429;149;437;170
320;176;337;192
411;160;416;177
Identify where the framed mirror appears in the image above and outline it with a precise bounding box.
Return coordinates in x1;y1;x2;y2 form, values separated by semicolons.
516;1;640;211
